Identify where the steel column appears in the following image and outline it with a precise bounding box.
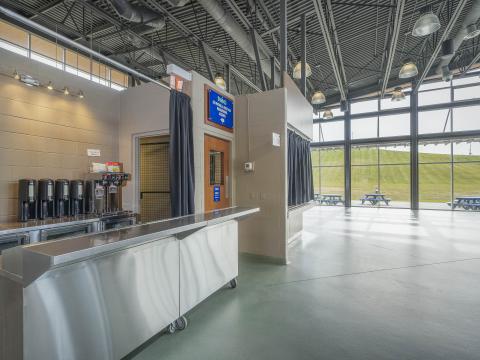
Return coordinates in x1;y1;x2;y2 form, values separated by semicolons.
410;84;419;210
270;56;276;90
300;13;307;96
279;0;287;87
226;64;231;93
344;100;352;207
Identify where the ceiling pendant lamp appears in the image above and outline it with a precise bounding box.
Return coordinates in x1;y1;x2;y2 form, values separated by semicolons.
13;69;20;80
63;87;69;96
293;60;312;79
311;90;326;105
412;6;441;37
214;73;226;90
399;61;418;79
47;81;54;90
323;109;334;120
391;87;406;102
441;66;453;82
78;90;85;99
464;24;480;40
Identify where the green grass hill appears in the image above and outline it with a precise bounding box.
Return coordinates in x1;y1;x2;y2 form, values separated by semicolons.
312;148;480;203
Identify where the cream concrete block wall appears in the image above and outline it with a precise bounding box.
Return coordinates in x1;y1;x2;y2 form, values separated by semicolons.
0;49;120;222
118;82;170;213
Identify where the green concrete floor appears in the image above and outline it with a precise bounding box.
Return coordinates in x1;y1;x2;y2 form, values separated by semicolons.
131;207;480;360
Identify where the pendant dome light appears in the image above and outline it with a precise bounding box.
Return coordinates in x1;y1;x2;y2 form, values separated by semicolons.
412;5;441;37
293;61;312;79
464;24;480;40
399;60;418;79
311;90;326;105
63;87;69;96
13;69;20;80
78;90;85;99
391;87;406;102
214;73;226;90
47;81;54;90
322;109;334;120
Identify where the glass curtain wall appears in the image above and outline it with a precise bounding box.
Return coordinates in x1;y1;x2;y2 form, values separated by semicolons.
312;71;480;211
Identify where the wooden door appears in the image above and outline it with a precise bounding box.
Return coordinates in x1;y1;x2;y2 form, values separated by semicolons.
204;134;231;211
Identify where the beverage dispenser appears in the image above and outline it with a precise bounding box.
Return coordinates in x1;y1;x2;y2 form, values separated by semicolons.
38;179;54;220
55;179;70;217
18;179;37;222
85;180;106;214
70;180;85;216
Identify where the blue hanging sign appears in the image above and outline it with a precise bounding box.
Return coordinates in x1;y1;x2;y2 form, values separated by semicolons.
207;89;234;129
213;185;221;202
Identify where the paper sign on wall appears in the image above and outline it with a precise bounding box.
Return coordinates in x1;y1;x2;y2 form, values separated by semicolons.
213;185;221;202
87;149;101;157
272;133;281;147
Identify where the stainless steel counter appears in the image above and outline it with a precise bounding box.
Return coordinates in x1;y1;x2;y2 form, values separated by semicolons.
0;206;259;360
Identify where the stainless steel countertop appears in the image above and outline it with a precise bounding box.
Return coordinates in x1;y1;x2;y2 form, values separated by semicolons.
0;207;259;285
0;215;102;237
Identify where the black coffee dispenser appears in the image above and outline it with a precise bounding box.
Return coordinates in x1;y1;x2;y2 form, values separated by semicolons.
18;179;37;222
55;179;70;217
70;180;85;215
38;179;55;219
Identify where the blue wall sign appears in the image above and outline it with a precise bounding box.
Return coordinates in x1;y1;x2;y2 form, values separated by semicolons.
207;89;234;129
213;185;221;202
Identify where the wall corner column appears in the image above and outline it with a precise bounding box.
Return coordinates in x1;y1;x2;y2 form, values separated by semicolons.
410;85;419;210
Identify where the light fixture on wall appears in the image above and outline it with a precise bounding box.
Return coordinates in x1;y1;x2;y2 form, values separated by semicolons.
13;69;20;80
63;87;69;96
391;87;406;102
399;60;418;79
412;5;441;37
78;90;85;99
47;81;54;90
293;60;312;79
464;24;480;40
311;90;326;105
323;109;334;120
214;73;226;90
19;74;40;87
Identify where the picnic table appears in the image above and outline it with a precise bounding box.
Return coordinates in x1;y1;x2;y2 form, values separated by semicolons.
449;196;480;210
360;193;391;206
318;194;344;206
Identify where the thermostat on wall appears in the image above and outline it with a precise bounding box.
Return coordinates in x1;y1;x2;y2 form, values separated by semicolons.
244;162;254;172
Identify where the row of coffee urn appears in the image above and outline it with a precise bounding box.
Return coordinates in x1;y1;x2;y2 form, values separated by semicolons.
18;173;130;222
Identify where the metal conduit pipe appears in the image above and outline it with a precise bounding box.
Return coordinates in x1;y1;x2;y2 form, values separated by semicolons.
0;4;170;90
108;0;165;29
196;0;280;85
435;0;480;75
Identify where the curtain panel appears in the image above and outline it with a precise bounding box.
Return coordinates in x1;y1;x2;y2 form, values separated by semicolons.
169;90;195;217
288;129;314;207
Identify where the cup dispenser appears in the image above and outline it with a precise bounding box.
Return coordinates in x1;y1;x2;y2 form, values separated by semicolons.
70;180;85;216
18;179;37;222
55;179;70;217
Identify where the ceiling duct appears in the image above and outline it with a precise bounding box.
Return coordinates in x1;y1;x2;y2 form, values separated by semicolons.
435;0;480;75
108;0;165;29
196;0;279;85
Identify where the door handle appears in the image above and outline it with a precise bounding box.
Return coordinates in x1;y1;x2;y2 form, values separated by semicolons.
225;176;229;199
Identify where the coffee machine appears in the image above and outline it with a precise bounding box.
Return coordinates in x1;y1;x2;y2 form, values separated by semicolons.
18;179;37;222
70;180;85;216
38;179;54;220
55;179;70;217
85;180;106;214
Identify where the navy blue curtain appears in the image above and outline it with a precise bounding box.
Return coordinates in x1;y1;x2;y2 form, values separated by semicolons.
288;129;314;206
169;90;195;217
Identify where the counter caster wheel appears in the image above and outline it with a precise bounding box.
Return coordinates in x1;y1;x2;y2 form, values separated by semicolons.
229;278;238;289
167;323;176;334
174;316;188;331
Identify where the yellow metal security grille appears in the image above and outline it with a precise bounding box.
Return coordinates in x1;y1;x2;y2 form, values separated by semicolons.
139;137;170;222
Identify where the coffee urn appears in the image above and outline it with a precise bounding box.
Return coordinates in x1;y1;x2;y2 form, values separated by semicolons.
38;179;55;220
85;180;106;214
70;180;85;216
55;179;70;217
18;179;37;222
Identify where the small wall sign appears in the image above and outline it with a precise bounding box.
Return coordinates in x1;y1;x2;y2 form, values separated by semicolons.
213;185;221;202
87;149;101;157
272;133;281;147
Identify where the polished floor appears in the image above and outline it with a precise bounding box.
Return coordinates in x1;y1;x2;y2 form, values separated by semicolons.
132;206;480;360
